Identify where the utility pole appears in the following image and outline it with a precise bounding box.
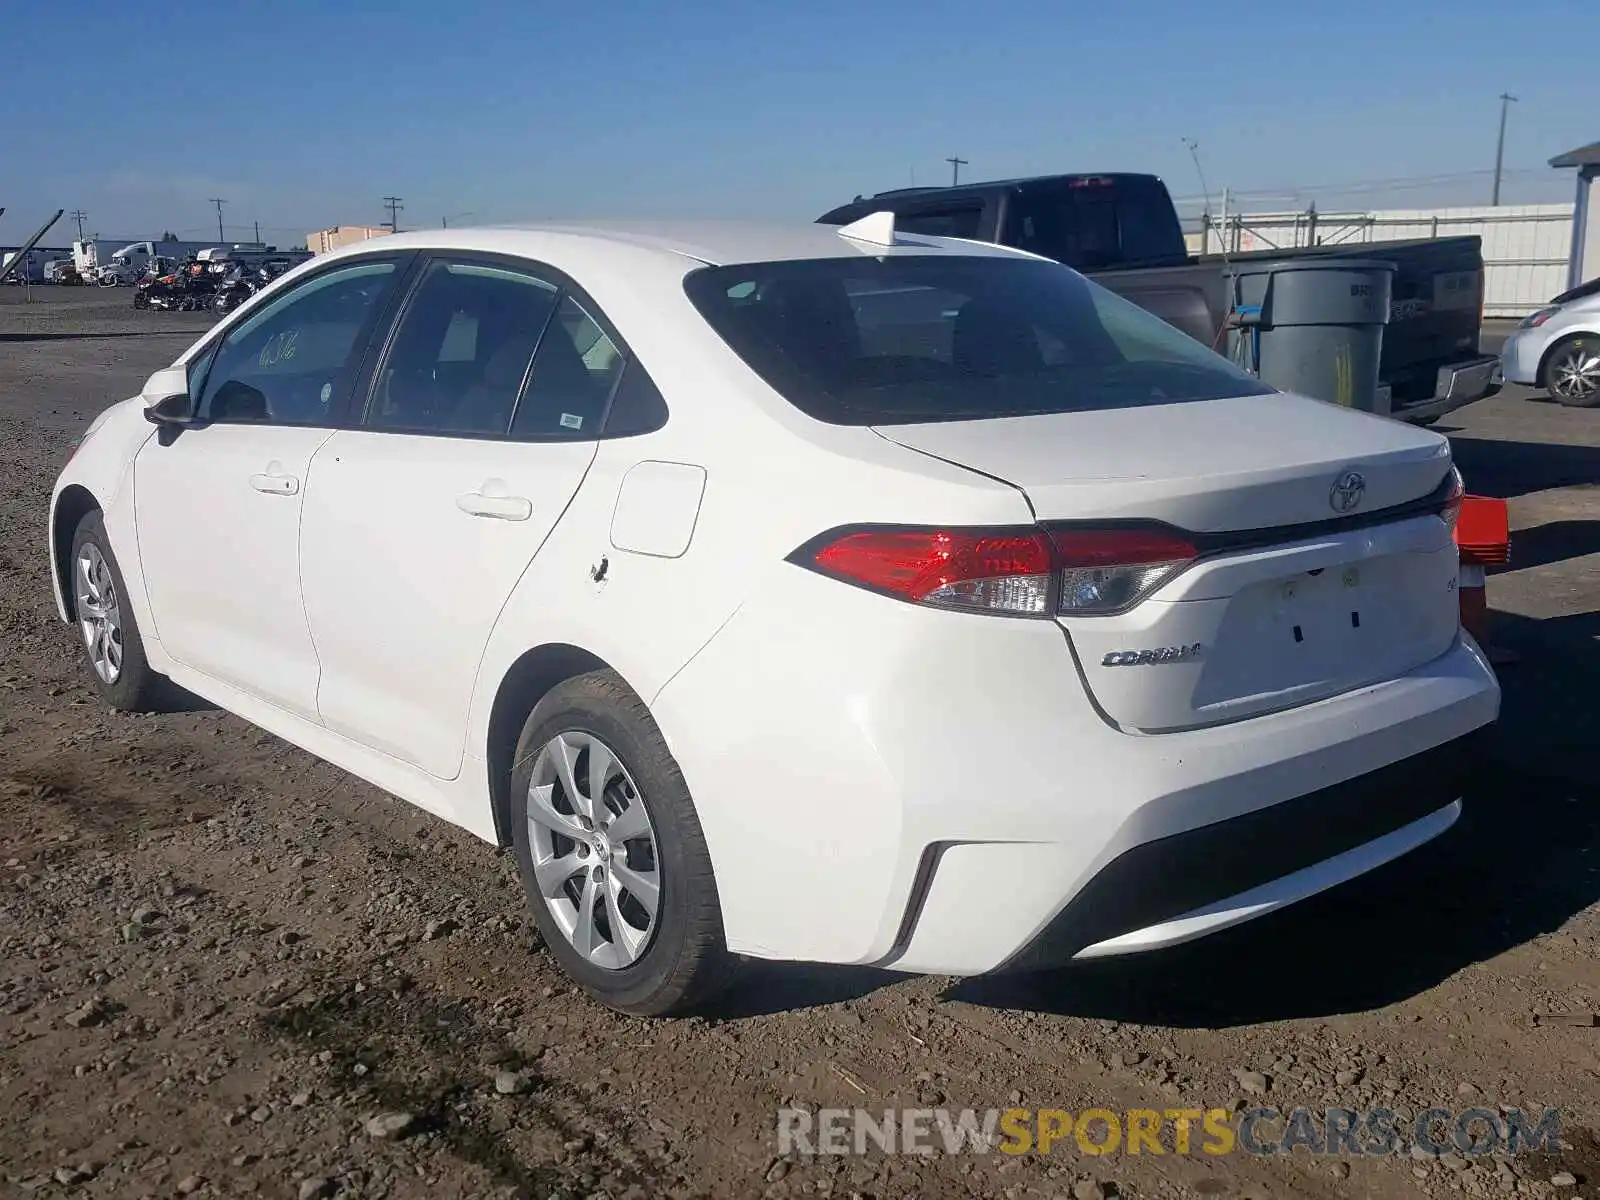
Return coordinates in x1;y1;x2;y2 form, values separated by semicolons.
70;209;88;241
254;220;261;242
1492;92;1518;206
382;196;404;234
945;156;968;186
209;197;227;243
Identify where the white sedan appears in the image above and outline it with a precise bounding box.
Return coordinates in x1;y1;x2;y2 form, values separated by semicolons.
1498;280;1600;406
50;216;1499;1015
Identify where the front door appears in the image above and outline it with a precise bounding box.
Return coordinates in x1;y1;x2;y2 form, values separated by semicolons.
300;256;621;777
133;257;406;719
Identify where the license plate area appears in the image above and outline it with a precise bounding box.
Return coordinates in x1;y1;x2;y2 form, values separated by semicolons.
1193;552;1447;714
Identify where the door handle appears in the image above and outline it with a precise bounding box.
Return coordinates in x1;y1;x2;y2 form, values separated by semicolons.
249;472;299;496
456;492;532;521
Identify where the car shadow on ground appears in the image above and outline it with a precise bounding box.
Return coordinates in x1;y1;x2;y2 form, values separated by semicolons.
1450;435;1600;500
1490;521;1600;572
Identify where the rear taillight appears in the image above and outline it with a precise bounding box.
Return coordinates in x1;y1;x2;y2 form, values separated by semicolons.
1045;526;1198;615
1439;466;1465;534
792;524;1197;618
806;527;1054;616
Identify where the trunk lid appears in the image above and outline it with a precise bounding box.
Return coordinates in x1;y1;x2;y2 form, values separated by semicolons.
874;392;1461;731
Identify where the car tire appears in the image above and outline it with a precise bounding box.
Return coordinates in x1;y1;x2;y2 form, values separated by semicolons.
1540;334;1600;407
509;669;735;1016
68;511;169;712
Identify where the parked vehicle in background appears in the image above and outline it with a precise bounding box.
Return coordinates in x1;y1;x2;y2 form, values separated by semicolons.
1499;286;1600;406
818;174;1501;425
209;258;296;314
3;249;50;283
50;218;1497;1016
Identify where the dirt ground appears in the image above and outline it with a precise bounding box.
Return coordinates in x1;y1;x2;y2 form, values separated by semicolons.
2;290;1598;1200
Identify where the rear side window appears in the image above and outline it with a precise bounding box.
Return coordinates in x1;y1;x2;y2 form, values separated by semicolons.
1006;177;1187;269
365;261;559;436
510;295;626;439
684;255;1271;426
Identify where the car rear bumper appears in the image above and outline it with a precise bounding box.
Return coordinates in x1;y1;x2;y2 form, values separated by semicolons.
998;730;1481;970
652;567;1501;973
1391;355;1503;423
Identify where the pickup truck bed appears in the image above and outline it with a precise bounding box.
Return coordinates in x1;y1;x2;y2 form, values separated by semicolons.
1096;235;1494;421
818;173;1501;423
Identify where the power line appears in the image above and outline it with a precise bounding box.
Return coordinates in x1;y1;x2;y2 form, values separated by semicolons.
382;196;404;234
208;198;227;243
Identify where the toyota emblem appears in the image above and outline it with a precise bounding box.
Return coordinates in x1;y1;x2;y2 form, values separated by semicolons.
1329;470;1366;513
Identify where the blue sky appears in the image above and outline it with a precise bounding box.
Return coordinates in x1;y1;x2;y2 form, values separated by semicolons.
4;0;1595;246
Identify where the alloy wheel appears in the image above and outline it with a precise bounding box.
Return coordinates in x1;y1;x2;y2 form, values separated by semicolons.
75;543;123;684
525;731;661;970
1549;341;1600;400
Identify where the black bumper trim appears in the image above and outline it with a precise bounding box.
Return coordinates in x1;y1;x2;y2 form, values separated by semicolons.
1001;728;1490;971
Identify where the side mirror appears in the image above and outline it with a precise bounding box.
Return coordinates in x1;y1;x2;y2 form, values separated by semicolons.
143;391;198;428
141;364;201;429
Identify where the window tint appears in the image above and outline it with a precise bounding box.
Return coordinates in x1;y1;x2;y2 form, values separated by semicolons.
600;358;669;437
198;261;396;424
683;256;1272;427
186;342;218;408
509;295;624;439
366;261;559;436
895;205;985;240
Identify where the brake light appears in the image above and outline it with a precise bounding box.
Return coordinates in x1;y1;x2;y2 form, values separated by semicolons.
807;527;1054;615
793;524;1198;617
1046;527;1198;615
1439;466;1465;534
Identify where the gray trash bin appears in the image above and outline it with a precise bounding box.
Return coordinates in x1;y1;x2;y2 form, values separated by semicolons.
1226;258;1396;412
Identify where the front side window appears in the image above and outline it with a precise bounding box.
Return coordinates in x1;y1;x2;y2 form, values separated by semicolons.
684;255;1272;426
365;261;560;436
197;261;398;424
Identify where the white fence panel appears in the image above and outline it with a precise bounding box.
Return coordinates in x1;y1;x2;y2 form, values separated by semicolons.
1185;203;1574;317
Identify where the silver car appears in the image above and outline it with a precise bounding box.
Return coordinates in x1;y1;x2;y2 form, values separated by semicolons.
1499;280;1600;407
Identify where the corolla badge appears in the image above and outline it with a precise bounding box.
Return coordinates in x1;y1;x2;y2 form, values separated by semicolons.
1102;644;1203;667
1329;470;1366;514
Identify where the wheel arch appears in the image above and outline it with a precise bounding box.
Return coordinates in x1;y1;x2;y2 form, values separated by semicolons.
52;484;101;621
484;642;622;846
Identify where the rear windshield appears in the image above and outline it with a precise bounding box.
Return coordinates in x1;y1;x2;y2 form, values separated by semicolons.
1005;177;1188;269
684;255;1272;426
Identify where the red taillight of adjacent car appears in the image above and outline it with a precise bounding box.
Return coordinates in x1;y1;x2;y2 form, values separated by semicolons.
795;524;1197;617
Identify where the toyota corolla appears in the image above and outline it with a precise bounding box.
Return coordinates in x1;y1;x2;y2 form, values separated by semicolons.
49;215;1499;1015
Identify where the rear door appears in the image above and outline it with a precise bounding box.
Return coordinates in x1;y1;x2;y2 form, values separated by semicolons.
298;255;626;778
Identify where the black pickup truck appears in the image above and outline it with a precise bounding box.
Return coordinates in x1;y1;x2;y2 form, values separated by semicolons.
818;173;1502;423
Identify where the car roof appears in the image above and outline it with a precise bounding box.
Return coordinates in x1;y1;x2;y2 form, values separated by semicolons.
344;219;1032;269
